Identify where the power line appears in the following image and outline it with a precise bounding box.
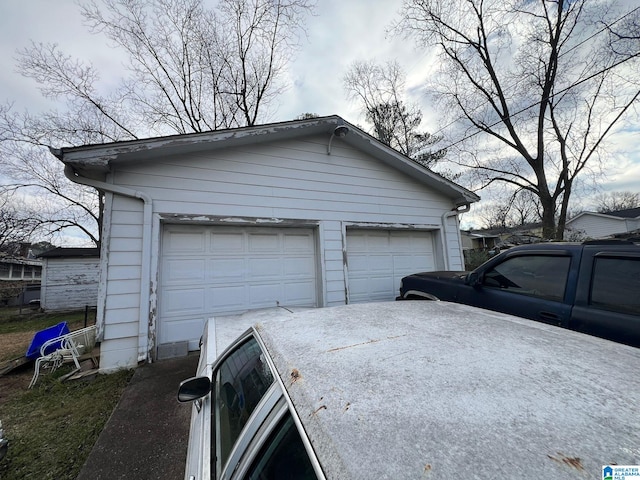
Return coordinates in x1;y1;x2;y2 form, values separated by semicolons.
404;5;640;149
441;50;640;152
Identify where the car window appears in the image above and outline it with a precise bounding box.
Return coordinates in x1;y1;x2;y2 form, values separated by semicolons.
245;413;318;480
214;337;275;476
591;256;640;315
482;255;571;301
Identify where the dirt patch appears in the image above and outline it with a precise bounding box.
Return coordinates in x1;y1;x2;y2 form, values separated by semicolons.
0;332;38;407
0;368;32;406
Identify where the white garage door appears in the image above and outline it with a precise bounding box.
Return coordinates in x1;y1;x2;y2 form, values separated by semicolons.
159;225;317;349
347;229;435;303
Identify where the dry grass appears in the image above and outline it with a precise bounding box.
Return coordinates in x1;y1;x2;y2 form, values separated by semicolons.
0;307;133;480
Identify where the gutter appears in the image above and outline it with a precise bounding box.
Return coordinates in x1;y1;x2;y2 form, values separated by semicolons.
62;163;154;364
441;204;471;270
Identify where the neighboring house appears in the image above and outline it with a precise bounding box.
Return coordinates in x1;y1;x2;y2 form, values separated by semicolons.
461;230;500;251
566;207;640;239
39;248;100;311
462;223;544;251
0;254;42;306
51;115;480;371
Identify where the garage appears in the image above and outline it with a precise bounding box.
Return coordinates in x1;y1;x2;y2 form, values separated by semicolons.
346;229;436;303
159;224;318;349
56;116;480;370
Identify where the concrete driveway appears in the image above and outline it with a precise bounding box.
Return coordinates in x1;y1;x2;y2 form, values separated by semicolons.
76;354;198;480
76;307;306;479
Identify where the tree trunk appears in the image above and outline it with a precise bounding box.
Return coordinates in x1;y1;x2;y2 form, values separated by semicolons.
539;194;557;240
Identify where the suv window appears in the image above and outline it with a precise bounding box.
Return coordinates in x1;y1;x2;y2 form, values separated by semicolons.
246;413;317;480
214;337;274;475
591;256;640;315
482;255;571;301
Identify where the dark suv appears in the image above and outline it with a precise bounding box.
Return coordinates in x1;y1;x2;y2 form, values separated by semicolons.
398;240;640;347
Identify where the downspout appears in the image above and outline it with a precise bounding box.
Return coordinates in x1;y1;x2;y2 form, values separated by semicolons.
63;164;154;364
441;204;471;270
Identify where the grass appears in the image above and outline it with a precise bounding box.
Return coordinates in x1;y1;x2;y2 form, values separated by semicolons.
0;307;134;480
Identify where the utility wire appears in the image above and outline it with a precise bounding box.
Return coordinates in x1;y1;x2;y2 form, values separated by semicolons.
441;50;640;152
407;5;640;150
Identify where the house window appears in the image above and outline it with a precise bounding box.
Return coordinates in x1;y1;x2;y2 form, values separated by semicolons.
9;265;22;279
34;266;42;278
0;264;9;279
591;257;640;315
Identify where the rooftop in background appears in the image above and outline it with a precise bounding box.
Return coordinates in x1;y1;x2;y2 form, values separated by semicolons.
38;247;100;258
601;207;640;219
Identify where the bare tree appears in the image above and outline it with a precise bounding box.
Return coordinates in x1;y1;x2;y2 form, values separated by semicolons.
475;189;541;230
2;0;314;245
394;0;640;239
1;104;104;246
344;60;445;167
595;191;640;213
0;192;38;254
76;0;313;133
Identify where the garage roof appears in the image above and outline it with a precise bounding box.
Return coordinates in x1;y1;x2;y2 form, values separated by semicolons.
50;115;479;206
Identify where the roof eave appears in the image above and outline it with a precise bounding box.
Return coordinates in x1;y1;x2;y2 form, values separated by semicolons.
52;115;479;204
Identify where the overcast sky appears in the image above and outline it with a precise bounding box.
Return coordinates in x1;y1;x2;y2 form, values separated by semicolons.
1;0;639;233
0;0;431;124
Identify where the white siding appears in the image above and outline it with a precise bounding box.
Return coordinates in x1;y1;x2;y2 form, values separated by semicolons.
112;136;454;222
568;215;628;239
322;221;346;306
40;257;99;310
443;212;464;270
99;195;145;371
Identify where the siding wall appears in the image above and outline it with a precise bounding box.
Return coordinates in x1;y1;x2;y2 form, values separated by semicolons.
40;257;99;310
99;135;463;369
99;195;144;370
569;215;628;239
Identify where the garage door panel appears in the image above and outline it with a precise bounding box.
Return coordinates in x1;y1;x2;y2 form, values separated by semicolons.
161;287;206;315
249;257;282;278
390;235;413;249
166;231;206;252
284;257;316;276
210;232;245;252
163;259;206;283
284;233;314;251
347;230;435;303
248;233;279;251
249;283;281;304
160;225;317;349
210;285;247;310
283;281;316;303
210;258;246;279
346;255;369;271
394;255;431;271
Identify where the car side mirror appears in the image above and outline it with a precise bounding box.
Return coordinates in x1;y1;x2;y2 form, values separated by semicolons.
178;376;212;403
466;272;481;287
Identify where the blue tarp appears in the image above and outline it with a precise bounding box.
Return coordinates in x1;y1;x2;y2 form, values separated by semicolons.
25;322;70;359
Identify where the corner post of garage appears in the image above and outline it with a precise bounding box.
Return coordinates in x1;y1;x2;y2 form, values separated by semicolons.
440;203;470;270
62;163;154;364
